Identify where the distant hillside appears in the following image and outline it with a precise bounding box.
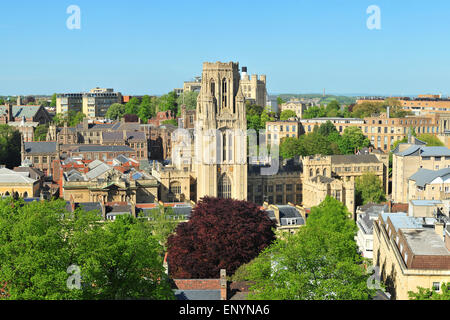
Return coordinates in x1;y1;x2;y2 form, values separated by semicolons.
277;94;357;105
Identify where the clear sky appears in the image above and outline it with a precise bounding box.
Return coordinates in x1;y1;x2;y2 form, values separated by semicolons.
1;0;450;96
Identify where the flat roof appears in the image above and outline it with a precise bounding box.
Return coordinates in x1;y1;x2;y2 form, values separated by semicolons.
402;228;450;256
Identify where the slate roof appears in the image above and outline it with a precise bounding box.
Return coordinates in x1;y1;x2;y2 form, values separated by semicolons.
0;168;36;184
0;105;42;118
174;290;221;300
311;175;335;184
397;145;450;157
72;145;134;152
358;203;388;215
24;142;57;154
331;154;380;164
85;163;112;180
13;167;45;179
408;168;450;187
76;202;103;215
87;159;104;170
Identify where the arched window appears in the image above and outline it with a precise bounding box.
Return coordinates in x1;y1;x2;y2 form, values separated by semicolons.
323;168;327;177
169;181;181;195
23;192;28;199
316;169;320;176
309;169;313;177
218;174;232;199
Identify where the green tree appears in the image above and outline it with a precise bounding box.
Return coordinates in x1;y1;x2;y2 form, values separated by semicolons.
280;137;303;159
137;96;156;123
0;198;174;300
260;110;274;129
68;111;86;127
73;214;174;300
338;126;370;154
50;93;57;107
106;103;126;120
34;124;49;141
246;197;375;300
280;110;297;120
141;205;182;253
408;283;450;300
0;125;21;169
125;97;140;115
355;172;386;206
318;120;338;137
176;91;199;113
158;91;178;114
417;134;444;146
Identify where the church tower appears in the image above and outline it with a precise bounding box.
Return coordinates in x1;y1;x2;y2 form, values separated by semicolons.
195;62;248;200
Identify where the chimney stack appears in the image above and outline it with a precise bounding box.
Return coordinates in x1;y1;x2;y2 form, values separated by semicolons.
220;269;227;301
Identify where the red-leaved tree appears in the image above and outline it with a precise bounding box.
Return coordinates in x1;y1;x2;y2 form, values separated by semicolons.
167;197;276;279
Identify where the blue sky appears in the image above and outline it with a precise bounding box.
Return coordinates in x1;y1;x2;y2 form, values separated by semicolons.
1;0;450;96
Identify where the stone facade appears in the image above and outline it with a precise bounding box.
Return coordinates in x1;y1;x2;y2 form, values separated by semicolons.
194;61;248;201
373;213;450;300
392;141;450;203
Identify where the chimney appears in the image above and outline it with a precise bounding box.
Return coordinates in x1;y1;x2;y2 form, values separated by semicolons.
6;103;13;122
123;130;127;141
220;269;227;301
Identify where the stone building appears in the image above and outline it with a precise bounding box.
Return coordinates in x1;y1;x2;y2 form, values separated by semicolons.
392;141;450;203
301;112;443;152
373;212;450;300
407;168;450;201
239;67;266;107
0;104;52;142
280;98;309;118
247;162;302;205
0;167;40;199
301;154;387;216
194;61;248;200
62;160;158;205
56;88;122;118
22;141;59;177
302;175;355;215
266;119;303;146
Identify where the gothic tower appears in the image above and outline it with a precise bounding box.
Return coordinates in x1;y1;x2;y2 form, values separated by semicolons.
195;62;247;200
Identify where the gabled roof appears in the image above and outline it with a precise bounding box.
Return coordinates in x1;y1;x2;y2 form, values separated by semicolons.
0;105;44;118
85;163;112;180
24;142;57;154
397;145;450;157
409;168;450;187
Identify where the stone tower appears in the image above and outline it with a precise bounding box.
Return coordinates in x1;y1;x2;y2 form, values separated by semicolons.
195;62;248;200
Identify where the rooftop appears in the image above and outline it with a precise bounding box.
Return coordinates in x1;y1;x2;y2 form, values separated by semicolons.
402;228;450;256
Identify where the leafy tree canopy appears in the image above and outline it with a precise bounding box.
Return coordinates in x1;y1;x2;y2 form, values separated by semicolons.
245;196;375;300
355;172;386;206
167;197;276;279
0;198;174;300
280;110;297;120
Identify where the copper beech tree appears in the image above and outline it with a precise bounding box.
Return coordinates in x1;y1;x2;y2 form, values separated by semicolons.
167;197;276;279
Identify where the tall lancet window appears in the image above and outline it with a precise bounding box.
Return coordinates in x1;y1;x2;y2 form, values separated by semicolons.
228;133;233;162
211;80;216;113
222;132;227;162
218;174;232;199
222;78;227;108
